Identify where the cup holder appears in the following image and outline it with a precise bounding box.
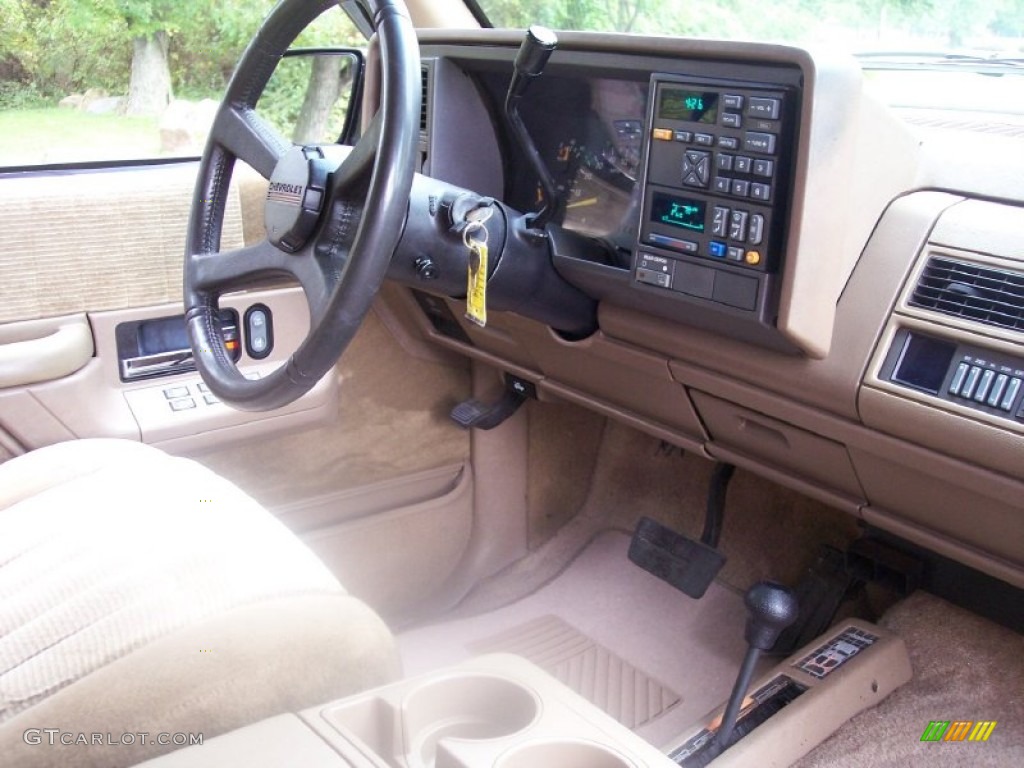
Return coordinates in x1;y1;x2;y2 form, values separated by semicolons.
401;675;540;766
496;739;637;768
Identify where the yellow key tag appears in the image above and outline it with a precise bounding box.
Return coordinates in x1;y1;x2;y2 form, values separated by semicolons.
465;240;488;327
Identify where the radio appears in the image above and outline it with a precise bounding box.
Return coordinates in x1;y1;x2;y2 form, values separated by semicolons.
882;329;1024;423
635;74;796;314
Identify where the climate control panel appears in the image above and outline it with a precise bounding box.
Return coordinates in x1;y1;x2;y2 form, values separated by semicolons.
635;74;797;316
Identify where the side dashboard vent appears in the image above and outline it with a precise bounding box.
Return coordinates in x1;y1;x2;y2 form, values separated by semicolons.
420;65;431;135
910;255;1024;333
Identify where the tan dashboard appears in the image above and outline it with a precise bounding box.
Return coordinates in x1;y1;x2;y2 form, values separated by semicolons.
387;31;1024;590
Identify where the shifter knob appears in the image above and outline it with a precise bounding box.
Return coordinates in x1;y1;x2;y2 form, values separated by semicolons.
744;581;799;651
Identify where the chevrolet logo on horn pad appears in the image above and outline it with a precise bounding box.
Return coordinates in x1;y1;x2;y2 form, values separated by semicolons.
267;182;304;206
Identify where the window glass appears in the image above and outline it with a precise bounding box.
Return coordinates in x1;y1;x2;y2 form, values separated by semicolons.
476;0;1024;50
257;52;361;145
0;1;365;167
476;0;1024;115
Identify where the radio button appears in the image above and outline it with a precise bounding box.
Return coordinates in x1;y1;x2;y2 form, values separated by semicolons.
974;369;996;402
744;132;777;154
716;154;734;171
722;113;742;129
729;210;749;242
722;94;744;110
674;130;693;143
749;214;765;245
717;136;739;150
748;97;781;120
1001;377;1022;410
652;128;674;141
987;373;1009;407
753;158;774;177
949;362;970;396
694;133;715;146
713;176;731;194
709;241;728;259
712;206;730;237
745;251;762;266
727;246;744;262
734;156;753;174
163;386;190;400
731;180;750;198
750;183;772;202
961;365;983;399
169;397;196;412
683;150;711;187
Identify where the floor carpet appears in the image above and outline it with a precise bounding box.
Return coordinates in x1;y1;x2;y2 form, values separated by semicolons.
398;531;758;749
796;590;1023;768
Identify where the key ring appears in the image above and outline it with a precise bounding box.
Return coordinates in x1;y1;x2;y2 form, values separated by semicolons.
463;220;489;250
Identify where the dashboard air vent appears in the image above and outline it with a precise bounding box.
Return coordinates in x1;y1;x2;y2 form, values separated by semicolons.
910;256;1024;333
420;65;430;134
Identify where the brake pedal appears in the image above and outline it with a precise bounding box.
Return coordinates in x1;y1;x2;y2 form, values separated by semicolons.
629;517;726;599
628;462;734;599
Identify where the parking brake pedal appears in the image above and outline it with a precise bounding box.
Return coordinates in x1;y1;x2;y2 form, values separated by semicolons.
449;374;535;430
628;463;734;599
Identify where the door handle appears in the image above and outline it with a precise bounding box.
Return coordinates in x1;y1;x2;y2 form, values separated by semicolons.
0;315;94;388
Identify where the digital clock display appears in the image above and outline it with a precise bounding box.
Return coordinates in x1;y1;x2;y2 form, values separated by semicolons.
651;192;706;232
658;88;718;124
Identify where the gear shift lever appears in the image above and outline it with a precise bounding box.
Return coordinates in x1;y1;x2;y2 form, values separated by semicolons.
714;582;798;752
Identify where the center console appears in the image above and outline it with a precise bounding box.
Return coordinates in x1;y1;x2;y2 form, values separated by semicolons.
139;619;910;768
139;655;679;768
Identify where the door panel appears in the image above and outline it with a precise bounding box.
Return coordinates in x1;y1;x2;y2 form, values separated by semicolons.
0;160;474;619
197;305;472;509
0;163;246;323
0;314;93;388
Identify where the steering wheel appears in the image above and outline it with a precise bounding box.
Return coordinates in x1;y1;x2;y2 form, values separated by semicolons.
184;0;419;411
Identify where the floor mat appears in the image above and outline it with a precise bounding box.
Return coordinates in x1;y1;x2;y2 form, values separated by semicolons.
398;531;754;748
469;614;682;730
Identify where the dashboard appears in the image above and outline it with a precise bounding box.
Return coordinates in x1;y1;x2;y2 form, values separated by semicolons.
434;45;822;353
395;30;1024;595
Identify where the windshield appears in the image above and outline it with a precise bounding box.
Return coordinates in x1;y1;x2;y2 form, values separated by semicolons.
475;0;1024;116
475;0;1024;52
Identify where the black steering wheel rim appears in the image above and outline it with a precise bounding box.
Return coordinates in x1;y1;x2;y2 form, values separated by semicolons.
184;0;419;411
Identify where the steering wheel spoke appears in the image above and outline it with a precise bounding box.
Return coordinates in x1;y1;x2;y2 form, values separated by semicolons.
332;113;382;193
189;240;289;293
212;105;289;179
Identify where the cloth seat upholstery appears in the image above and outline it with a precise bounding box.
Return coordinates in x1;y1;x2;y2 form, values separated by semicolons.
0;438;400;767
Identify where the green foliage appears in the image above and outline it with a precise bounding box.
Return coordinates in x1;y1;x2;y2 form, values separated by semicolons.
257;54;355;143
0;81;49;110
0;1;365;107
480;0;1024;46
991;0;1024;38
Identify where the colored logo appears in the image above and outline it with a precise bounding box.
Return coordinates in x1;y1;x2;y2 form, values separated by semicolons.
920;720;997;742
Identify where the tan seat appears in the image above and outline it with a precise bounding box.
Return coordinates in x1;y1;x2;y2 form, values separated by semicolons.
0;439;399;767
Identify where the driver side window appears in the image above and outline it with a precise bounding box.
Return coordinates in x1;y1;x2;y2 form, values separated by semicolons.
0;1;364;168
